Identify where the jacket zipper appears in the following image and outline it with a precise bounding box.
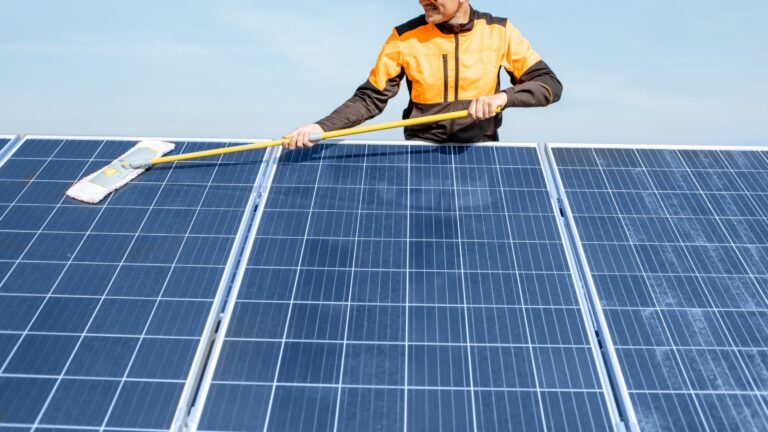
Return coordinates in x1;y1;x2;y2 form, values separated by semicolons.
454;34;460;101
442;53;448;103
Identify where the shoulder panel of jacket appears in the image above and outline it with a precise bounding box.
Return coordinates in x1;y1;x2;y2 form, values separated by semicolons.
368;28;404;92
395;15;429;37
502;21;542;81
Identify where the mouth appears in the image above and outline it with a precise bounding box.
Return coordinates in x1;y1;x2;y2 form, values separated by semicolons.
422;4;438;14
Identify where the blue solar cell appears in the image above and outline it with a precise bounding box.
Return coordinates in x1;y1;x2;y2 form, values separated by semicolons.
177;236;234;266
276;342;343;384
0;377;56;424
0;333;20;364
291;269;350;302
87;298;157;335
198;384;271;431
128;337;198;380
0;295;44;330
407;345;470;388
237;267;296;302
90;207;149;233
285;303;346;340
475;390;542;430
409;305;467;343
146;300;211;337
66;336;138;377
162;266;225;300
0;181;28;203
53;263;118;296
10;139;63;159
263;186;313;210
52;139;107;160
105;381;184;429
106;264;172;297
552;145;768;429
347;305;404;342
74;233;134;263
269;386;337;431
336;387;404;431
189;209;244;236
352;270;406;304
228;303;290;340
17;181;71;205
342;343;405;385
106;183;163;207
0;205;51;231
29;296;98;333
407;389;473;431
471;345;534;388
4;334;79;375
2;262;66;295
200;184;254;209
0;158;47;181
212;341;282;382
35;159;91;181
41;378;121;426
0;232;36;260
409;270;463;304
44;205;103;232
139;208;197;234
23;232;84;261
196;143;613;431
306;210;359;238
124;234;185;264
355;239;406;269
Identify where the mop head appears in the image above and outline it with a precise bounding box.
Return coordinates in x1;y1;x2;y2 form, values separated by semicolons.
66;140;175;204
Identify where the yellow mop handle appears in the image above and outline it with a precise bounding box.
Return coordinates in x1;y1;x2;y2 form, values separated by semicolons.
144;107;501;166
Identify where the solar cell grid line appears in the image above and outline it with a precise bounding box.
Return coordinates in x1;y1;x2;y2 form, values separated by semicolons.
549;143;768;431
192;141;617;432
0;136;265;431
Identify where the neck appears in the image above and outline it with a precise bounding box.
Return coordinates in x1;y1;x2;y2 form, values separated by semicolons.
446;3;471;25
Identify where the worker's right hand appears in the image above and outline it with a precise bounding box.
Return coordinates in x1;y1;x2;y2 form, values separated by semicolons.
283;124;324;150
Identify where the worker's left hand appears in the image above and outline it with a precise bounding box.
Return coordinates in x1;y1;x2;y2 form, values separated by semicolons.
283;123;324;150
468;93;507;120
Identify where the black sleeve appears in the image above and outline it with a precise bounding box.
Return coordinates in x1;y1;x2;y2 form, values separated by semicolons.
502;60;563;108
316;73;403;132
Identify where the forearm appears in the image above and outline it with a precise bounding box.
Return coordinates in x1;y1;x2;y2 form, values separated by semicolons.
316;79;398;131
503;60;563;108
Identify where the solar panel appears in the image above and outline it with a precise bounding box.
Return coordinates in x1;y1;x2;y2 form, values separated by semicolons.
0;136;266;430
550;144;768;430
190;142;617;431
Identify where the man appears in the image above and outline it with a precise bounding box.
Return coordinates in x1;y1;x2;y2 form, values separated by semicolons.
284;0;562;149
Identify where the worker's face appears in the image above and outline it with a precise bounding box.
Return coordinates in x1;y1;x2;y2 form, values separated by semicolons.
420;0;464;24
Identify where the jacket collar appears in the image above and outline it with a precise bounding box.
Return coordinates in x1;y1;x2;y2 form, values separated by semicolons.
435;6;476;34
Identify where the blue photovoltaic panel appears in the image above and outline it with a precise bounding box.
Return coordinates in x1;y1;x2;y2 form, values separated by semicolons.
552;145;768;430
0;137;263;430
197;143;613;431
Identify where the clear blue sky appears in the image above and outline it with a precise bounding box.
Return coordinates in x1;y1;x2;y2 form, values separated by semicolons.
2;0;767;145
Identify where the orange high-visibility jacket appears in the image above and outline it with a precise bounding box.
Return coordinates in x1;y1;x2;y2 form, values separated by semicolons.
317;7;562;143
